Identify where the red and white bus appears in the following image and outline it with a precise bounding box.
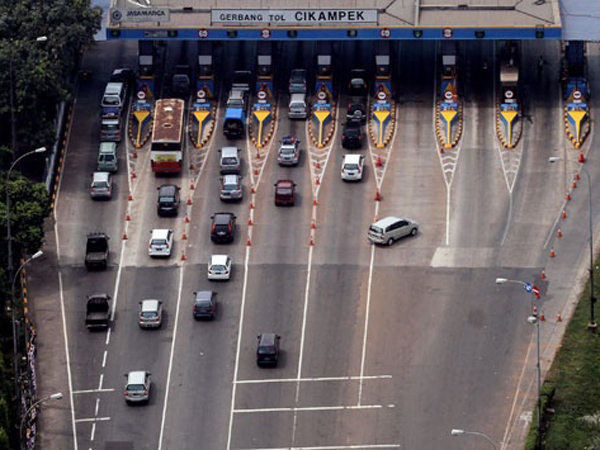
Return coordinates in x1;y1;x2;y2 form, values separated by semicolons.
151;98;185;173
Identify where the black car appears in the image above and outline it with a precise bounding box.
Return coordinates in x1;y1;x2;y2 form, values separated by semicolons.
346;98;367;123
210;212;237;243
109;68;136;90
172;65;191;97
257;333;280;367
157;184;180;217
193;291;217;320
341;120;364;149
348;69;368;97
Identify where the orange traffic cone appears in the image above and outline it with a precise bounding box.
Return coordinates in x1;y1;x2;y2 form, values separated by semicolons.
566;193;572;201
541;268;546;280
190;183;195;190
251;186;256;194
376;155;383;167
311;222;316;229
189;163;195;170
246;239;251;246
533;305;538;316
310;238;315;246
550;247;556;258
313;199;318;206
250;202;254;209
572;181;578;189
254;169;259;176
557;228;563;238
540;310;546;321
133;151;138;159
181;252;186;261
128;194;133;201
185;216;190;223
315;178;320;185
374;190;381;201
182;233;187;240
132;172;137;179
122;233;128;240
575;173;581;181
557;313;563;322
126;214;131;221
562;209;567;219
247;218;253;225
187;198;192;205
579;152;585;163
316;161;321;170
256;151;261;159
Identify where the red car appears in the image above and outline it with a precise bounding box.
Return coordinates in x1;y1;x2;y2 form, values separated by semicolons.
274;180;296;206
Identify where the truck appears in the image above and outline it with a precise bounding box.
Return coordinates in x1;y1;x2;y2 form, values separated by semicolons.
223;107;246;139
85;233;109;270
85;294;110;330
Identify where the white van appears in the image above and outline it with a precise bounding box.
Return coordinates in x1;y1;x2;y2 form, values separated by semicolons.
288;93;308;119
101;82;126;118
219;147;241;174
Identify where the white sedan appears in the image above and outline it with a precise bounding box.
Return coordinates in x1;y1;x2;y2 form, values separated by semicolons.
341;154;365;181
208;255;232;280
148;229;174;258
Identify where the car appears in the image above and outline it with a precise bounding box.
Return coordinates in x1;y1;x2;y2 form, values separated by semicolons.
277;135;300;166
138;299;163;329
210;213;237;243
257;333;280;367
367;216;419;246
148;229;174;257
274;180;296;206
171;65;191;97
193;290;217;320
341;154;365;181
97;142;118;173
90;172;112;200
348;68;368;97
109;68;136;89
219;174;243;202
341;120;364;149
157;184;180;216
124;370;151;404
346;98;367;123
208;254;232;280
219;147;242;174
289;68;307;94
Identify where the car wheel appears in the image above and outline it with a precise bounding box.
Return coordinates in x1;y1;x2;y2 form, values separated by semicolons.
411;227;418;236
387;238;394;246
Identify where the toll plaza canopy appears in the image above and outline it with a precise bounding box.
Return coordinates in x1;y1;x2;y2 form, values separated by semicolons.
107;0;563;40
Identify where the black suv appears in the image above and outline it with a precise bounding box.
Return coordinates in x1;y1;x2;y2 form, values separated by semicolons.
193;291;217;320
157;184;180;217
341;120;363;149
346;98;367;123
210;212;237;243
110;68;136;90
257;333;280;367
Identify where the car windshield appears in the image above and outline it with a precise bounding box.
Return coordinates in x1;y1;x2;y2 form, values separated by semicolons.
344;164;359;170
223;184;237;191
101;154;115;161
103;96;120;106
277;188;292;195
222;157;237;165
92;182;108;189
102;124;119;131
152;239;167;246
211;265;226;271
280;147;294;154
258;346;275;354
369;225;383;234
159;197;174;203
127;384;145;391
141;311;157;318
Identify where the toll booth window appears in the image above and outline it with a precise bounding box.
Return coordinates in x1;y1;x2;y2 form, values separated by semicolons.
227;30;238;38
287;30;298;38
474;30;485;39
413;30;423;38
347;30;358;38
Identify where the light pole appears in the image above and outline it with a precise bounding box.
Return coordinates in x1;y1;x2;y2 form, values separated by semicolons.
19;392;62;447
548;156;596;330
496;277;542;449
451;428;497;449
5;147;46;417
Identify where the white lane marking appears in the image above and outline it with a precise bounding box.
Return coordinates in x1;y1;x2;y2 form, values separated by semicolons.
102;350;107;368
57;271;78;450
226;245;251;450
90;423;96;441
72;388;115;395
234;404;391;414
358;231;377;406
235;375;392;384
94;398;100;416
98;374;103;390
157;263;185;450
74;417;111;423
236;445;400;450
109;239;127;322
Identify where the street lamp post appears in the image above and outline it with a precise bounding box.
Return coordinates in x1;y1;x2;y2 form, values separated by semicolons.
5;147;46;418
548;157;596;330
450;428;498;449
19;392;63;447
496;277;542;449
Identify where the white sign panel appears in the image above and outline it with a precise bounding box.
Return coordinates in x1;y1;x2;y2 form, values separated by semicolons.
113;8;170;23
211;9;378;24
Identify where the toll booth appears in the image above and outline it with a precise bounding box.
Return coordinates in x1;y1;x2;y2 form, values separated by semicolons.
315;41;334;98
197;41;215;99
137;41;156;98
374;41;392;97
562;41;590;148
497;42;521;149
256;41;273;96
440;41;458;98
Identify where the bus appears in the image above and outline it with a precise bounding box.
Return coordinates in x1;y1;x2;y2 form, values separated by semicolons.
151;98;185;173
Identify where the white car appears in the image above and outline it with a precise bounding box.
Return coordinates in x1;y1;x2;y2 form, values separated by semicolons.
148;229;174;257
341;154;365;181
208;254;232;280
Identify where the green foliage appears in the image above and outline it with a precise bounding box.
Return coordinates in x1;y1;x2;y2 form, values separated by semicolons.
0;428;9;450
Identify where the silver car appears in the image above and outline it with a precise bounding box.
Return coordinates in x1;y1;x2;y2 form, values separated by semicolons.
138;299;163;329
219;174;243;201
277;136;300;166
124;370;151;404
90;172;112;200
368;216;419;246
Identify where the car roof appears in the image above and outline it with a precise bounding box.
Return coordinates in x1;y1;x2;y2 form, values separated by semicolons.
141;299;160;311
276;179;294;187
290;93;306;101
151;229;171;239
222;174;239;184
372;216;404;228
259;333;278;346
210;254;229;265
127;371;147;384
159;184;178;195
104;82;123;94
99;142;117;152
92;172;110;182
194;290;215;302
221;146;239;155
343;154;363;164
345;120;361;129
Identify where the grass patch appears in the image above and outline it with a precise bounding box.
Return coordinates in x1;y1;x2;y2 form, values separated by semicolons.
528;280;600;449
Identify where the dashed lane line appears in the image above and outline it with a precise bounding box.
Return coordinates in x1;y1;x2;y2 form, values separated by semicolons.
236;445;400;450
74;417;111;423
235;375;392;384
234;404;393;414
72;388;115;395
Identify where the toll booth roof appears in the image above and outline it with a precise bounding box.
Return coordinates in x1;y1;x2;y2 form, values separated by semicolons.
108;0;559;30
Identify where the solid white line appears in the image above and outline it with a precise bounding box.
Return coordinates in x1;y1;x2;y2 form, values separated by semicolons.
236;445;400;450
105;325;111;346
235;404;387;414
358;239;377;405
157;264;185;450
90;423;95;441
98;374;103;391
226;245;251;450
74;417;110;423
94;398;100;416
102;350;107;368
72;388;115;395
57;271;78;450
235;375;392;385
109;239;127;322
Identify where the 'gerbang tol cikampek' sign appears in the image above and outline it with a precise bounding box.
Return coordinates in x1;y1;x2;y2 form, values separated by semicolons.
211;9;378;24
